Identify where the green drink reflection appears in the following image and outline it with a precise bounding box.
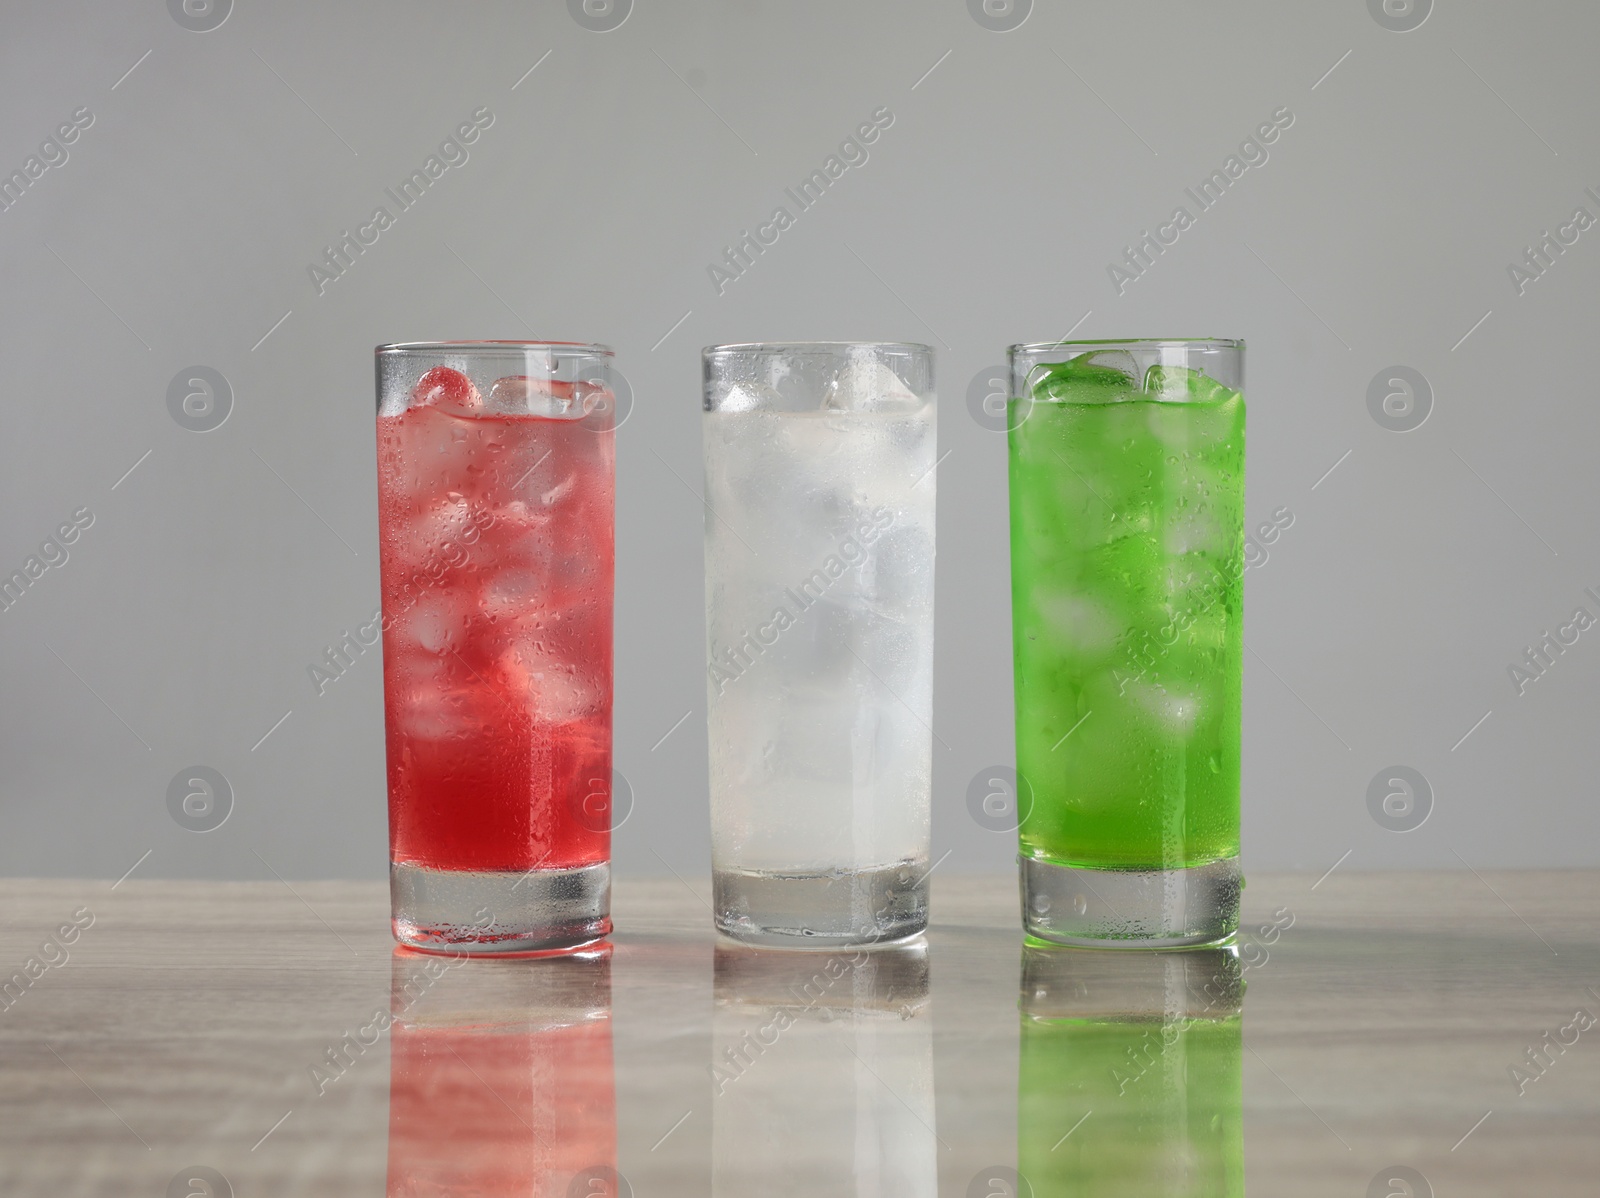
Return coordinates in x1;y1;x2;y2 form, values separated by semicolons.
1018;944;1243;1196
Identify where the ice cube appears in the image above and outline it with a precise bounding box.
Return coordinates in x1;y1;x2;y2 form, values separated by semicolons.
1142;364;1240;405
1162;554;1227;609
537;670;603;723
487;375;578;417
395;681;483;741
541;469;578;507
392;592;458;654
1123;678;1200;736
822;354;922;413
480;568;543;621
712;382;784;414
1085;531;1162;594
486;499;551;540
1180;604;1230;653
481;501;559;584
1033;589;1121;656
380;408;481;500
1030;351;1140;403
856;519;935;617
398;492;484;570
1144;399;1243;461
1163;502;1224;556
765;694;871;788
776;410;855;465
411;366;480;413
499;641;603;722
1079;349;1140;380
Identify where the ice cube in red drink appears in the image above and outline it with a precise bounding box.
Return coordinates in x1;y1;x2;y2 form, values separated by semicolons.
412;365;479;411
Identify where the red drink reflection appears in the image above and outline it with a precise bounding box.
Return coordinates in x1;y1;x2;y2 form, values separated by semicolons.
386;946;617;1196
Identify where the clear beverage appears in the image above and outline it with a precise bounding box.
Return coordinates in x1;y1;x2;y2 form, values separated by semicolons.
375;342;616;954
1008;340;1245;946
702;343;936;946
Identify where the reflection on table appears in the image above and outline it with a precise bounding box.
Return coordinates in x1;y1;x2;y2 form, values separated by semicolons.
386;945;618;1197
711;938;936;1196
1018;943;1244;1196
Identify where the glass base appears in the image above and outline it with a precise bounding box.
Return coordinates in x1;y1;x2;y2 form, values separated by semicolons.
1020;855;1241;948
391;860;610;955
713;860;929;948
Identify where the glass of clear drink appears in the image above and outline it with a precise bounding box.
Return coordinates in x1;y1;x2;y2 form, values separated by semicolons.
702;342;937;947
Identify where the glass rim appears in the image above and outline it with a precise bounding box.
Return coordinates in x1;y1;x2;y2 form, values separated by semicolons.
703;340;933;358
1009;337;1243;355
375;340;613;356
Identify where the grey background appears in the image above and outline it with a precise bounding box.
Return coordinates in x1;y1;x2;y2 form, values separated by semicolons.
1;0;1595;882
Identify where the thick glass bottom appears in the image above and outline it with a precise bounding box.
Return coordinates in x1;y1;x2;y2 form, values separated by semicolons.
1020;854;1241;948
390;860;610;955
713;860;929;948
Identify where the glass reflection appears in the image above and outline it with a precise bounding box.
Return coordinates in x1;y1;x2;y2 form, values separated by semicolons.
712;939;935;1196
1018;943;1244;1196
386;945;617;1196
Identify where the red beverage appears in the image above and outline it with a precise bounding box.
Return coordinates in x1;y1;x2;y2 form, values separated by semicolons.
376;344;616;953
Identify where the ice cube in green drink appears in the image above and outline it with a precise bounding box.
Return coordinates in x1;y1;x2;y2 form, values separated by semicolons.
1029;349;1141;401
1143;362;1240;405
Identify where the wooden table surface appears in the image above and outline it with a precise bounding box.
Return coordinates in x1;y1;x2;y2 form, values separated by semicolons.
0;872;1595;1196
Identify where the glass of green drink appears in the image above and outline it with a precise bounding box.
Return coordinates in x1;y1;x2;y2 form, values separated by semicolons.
1018;943;1244;1195
1007;339;1245;946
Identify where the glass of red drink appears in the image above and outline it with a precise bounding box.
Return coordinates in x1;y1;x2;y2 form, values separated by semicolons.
375;342;616;953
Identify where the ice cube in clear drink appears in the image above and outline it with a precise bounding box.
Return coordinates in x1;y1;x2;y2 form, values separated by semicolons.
823;355;922;413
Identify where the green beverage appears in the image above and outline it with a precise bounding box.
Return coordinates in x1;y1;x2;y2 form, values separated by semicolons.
1018;944;1244;1196
1007;340;1245;945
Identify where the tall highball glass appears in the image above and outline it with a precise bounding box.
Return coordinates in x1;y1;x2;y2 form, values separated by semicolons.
1008;339;1244;946
375;342;616;954
703;342;936;946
